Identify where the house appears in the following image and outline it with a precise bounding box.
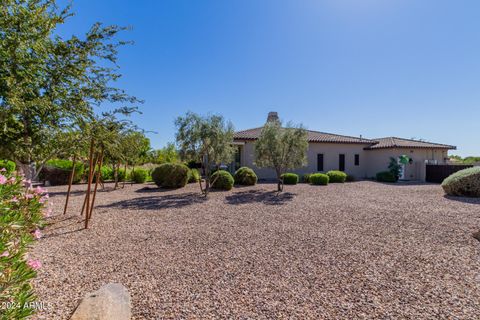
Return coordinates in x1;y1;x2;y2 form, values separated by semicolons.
232;112;456;181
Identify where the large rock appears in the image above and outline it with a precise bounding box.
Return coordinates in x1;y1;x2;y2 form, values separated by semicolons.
70;283;131;320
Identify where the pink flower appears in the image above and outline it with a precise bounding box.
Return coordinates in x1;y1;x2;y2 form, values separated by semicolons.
39;194;49;203
10;196;19;203
8;177;16;184
0;251;9;257
0;175;6;185
25;193;34;199
27;259;42;270
0;168;6;172
34;186;47;195
33;229;42;239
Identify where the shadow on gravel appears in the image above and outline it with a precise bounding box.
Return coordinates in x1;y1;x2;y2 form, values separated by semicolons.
98;192;207;210
225;190;295;206
135;186;179;193
48;189;86;197
444;195;480;205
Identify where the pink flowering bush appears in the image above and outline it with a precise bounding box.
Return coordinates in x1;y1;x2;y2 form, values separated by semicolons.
0;170;47;319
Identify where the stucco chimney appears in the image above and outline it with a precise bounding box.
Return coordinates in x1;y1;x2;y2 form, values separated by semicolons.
266;111;279;123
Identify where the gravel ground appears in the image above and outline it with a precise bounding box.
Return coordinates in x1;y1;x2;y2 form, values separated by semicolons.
30;181;480;319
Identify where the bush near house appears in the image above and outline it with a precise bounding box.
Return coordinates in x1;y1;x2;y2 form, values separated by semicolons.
151;163;189;188
327;170;347;183
281;173;299;185
0;170;47;319
234;167;257;186
188;168;200;183
310;173;329;185
211;170;234;190
346;174;356;182
442;167;480;197
131;169;148;183
0;160;16;173
301;173;312;183
376;171;397;183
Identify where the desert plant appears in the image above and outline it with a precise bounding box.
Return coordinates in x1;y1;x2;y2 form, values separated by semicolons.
441;167;480;197
151;163;189;188
376;171;397;182
281;173;299;185
0;171;47;319
234;167;257;186
131;169;148;183
327;170;347;183
301;173;312;183
310;173;329;185
211;170;234;190
188;168;201;183
0;160;16;173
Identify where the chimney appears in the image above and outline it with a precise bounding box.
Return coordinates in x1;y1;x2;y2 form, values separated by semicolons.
266;111;279;123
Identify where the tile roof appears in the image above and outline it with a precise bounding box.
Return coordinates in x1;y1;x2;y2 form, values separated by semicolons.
233;127;376;144
234;128;456;150
364;137;456;150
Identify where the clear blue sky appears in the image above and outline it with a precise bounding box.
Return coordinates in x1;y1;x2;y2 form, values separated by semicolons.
57;0;479;156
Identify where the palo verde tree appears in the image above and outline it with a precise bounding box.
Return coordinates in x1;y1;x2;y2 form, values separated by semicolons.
175;112;235;196
0;0;141;180
254;120;308;192
148;143;179;164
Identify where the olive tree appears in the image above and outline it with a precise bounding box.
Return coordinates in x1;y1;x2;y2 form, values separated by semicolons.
175;112;235;196
254;121;308;192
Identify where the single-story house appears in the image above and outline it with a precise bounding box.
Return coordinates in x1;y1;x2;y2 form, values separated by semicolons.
231;112;456;181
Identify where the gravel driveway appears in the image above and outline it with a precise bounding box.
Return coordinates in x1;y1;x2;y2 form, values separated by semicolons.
31;181;480;319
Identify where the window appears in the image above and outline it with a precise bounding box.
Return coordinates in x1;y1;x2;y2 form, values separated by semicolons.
339;154;345;171
317;154;324;171
354;154;360;166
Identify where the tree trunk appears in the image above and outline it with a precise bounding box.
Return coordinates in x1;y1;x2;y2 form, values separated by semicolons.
84;139;95;229
122;163;127;188
89;149;104;221
63;155;77;215
17;162;36;186
114;163;120;189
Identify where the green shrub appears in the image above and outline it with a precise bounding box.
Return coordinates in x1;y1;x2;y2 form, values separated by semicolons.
44;159;84;184
327;170;347;183
131;169;148;183
281;173;299;185
234;167;257;186
301;173;312;183
100;166;114;181
442;167;480;197
117;169;127;182
0;171;47;319
0;160;16;173
151;163;189;188
310;173;329;185
188;168;200;183
211;170;234;190
376;171;397;182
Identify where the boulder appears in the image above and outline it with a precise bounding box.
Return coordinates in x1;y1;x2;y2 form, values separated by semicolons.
70;283;131;320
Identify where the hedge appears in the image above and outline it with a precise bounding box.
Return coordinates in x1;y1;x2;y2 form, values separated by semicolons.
234;167;257;186
131;169;148;183
310;173;329;185
211;170;234;190
42;159;84;185
441;167;480;197
0;160;16;173
376;171;396;183
281;173;299;185
301;173;312;183
151;163;189;188
327;170;347;183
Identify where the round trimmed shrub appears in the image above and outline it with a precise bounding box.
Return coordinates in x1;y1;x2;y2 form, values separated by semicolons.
442;167;480;197
281;173;299;185
151;163;189;188
376;171;396;183
131;169;148;183
327;170;347;183
234;167;257;186
0;160;16;173
302;173;312;183
188;168;200;183
310;173;329;185
211;170;234;190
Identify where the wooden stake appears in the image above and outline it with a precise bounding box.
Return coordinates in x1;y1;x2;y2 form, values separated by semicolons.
84;138;95;229
88;148;104;221
63;154;77;215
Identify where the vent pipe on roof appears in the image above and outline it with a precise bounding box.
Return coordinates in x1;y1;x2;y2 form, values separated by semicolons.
266;112;279;123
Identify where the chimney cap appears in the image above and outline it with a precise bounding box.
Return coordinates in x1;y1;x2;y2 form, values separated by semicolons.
266;111;279;123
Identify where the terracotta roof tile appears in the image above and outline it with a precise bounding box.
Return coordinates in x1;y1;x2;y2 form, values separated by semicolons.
365;137;456;150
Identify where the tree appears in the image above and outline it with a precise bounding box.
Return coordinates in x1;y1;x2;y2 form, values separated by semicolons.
175;112;235;196
149;143;178;164
0;0;141;180
254;121;308;192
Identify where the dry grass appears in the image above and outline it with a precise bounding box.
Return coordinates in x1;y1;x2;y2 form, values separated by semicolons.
31;181;480;319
